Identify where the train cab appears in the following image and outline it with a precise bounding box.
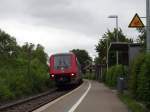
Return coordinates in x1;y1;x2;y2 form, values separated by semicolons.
49;53;82;87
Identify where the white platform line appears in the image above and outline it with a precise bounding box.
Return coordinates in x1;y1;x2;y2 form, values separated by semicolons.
68;81;91;112
33;81;86;112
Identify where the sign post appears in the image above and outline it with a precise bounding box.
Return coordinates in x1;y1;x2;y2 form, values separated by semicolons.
146;0;150;52
129;0;150;52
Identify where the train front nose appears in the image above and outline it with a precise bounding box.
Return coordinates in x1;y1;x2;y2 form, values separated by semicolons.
54;73;77;85
55;74;70;84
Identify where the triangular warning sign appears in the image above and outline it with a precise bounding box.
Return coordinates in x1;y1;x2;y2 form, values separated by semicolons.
128;13;144;28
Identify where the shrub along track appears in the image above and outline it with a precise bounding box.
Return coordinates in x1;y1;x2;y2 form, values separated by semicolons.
0;86;76;112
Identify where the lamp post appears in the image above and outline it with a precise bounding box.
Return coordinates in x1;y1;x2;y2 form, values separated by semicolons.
108;15;119;65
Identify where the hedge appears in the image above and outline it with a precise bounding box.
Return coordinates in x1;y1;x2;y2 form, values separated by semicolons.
129;53;150;108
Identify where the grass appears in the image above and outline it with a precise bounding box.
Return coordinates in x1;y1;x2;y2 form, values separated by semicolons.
119;94;148;112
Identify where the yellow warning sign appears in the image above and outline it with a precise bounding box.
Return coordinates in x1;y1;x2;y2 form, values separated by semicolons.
128;13;144;28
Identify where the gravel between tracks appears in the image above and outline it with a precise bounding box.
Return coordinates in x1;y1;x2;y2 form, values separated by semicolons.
0;87;74;112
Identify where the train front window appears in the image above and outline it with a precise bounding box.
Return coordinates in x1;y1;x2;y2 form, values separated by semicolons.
54;55;71;69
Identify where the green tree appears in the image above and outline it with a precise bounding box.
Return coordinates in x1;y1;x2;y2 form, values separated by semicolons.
136;28;146;50
34;44;48;65
95;28;132;65
0;29;53;101
70;49;92;73
0;29;17;61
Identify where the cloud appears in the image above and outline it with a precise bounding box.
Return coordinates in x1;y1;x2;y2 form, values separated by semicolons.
0;20;97;57
0;0;146;57
0;0;145;36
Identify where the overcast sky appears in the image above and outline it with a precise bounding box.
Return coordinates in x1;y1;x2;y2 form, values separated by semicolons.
0;0;146;58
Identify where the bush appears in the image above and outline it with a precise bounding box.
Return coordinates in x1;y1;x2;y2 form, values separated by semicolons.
119;94;147;112
129;53;145;98
105;64;127;88
0;30;54;102
0;78;15;101
137;54;150;107
0;53;53;102
30;58;51;93
129;53;150;108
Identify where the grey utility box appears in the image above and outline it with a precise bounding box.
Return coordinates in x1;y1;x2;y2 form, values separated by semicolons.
117;77;125;93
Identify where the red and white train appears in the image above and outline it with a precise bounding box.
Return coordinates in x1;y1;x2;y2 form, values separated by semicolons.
49;53;82;88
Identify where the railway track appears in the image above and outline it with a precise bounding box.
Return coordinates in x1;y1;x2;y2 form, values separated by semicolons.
0;87;74;112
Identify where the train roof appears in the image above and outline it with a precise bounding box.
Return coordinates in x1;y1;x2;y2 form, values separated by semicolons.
51;52;75;56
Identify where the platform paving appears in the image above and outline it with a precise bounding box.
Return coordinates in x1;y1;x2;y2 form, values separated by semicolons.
33;80;128;112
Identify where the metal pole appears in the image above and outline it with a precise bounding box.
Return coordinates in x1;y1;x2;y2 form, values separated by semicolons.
116;16;119;64
116;17;119;42
146;0;150;52
107;37;109;72
108;15;119;64
101;66;103;81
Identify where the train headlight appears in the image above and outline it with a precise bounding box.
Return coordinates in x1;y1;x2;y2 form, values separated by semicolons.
51;74;54;78
71;73;75;76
